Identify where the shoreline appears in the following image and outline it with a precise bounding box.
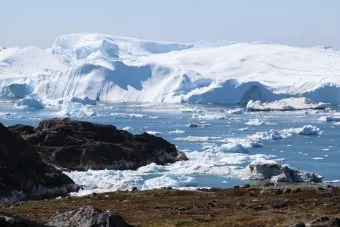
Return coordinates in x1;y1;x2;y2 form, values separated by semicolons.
1;184;339;226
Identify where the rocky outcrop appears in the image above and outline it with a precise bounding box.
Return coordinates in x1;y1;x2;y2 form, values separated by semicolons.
0;123;79;204
290;217;340;227
248;161;322;183
47;205;132;227
310;217;340;227
0;212;47;227
8;118;187;171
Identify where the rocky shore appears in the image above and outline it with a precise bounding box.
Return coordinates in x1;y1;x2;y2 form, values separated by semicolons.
8;118;187;171
0;184;339;226
0;118;187;204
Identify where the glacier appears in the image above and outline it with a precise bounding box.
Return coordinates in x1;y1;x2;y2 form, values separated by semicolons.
0;32;340;105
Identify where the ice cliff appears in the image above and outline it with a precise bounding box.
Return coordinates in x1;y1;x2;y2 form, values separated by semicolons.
0;33;339;105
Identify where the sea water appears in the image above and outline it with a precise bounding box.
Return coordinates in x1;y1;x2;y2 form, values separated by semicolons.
0;101;339;195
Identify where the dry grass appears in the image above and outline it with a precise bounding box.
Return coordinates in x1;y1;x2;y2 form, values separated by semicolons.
0;186;339;226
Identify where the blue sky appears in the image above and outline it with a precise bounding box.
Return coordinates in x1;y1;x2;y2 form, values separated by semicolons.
2;0;340;48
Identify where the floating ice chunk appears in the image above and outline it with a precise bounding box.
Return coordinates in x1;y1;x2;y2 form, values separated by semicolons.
245;118;265;126
65;169;144;196
218;143;248;153
174;136;220;142
249;129;283;141
59;102;96;117
187;122;199;127
137;163;165;174
110;113;145;118
244;160;322;183
146;131;162;136
142;175;198;190
227;108;244;114
186;122;211;127
192;112;226;120
312;157;324;160
169;129;185;134
179;106;202;113
14;96;45;110
246;98;330;111
282;125;321;136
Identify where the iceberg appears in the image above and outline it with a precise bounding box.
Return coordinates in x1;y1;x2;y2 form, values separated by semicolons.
246;98;330;111
14;96;45;110
0;33;340;105
245;160;323;183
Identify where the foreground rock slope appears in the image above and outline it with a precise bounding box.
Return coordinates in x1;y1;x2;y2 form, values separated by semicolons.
48;205;132;227
8;118;187;171
1;185;339;226
0;123;79;204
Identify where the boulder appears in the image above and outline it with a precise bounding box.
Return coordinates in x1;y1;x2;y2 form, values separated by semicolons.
248;160;322;183
8;118;187;171
310;217;340;227
0;122;79;204
0;212;47;227
47;205;132;227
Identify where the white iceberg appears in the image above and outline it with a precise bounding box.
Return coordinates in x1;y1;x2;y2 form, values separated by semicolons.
0;33;339;105
282;125;321;136
246;98;330;111
245;160;323;183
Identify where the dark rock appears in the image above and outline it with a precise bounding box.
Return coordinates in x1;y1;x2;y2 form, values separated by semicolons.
283;188;292;194
9;118;187;171
131;187;138;192
248;204;264;211
291;188;302;193
289;222;306;227
262;182;275;187
310;216;340;227
0;123;79;204
0;212;47;226
240;184;251;188
47;205;132;227
270;200;289;209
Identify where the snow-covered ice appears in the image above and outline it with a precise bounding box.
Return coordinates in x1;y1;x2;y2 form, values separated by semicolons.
246;98;330;111
1;33;340;108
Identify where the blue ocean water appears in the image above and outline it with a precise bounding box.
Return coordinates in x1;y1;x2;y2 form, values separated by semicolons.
0;101;339;192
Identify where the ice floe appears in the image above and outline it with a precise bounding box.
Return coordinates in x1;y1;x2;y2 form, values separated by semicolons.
58;102;96;117
142;175;198;190
145;131;162;136
282;125;322;136
169;129;186;134
246;98;330;111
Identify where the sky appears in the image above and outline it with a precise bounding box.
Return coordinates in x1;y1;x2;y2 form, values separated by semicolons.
2;0;340;48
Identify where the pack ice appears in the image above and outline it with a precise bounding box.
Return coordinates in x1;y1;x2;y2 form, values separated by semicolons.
0;33;339;106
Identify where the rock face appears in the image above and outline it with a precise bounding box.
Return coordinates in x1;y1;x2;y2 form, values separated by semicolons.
48;205;131;227
0;212;47;227
0;122;79;204
248;161;323;183
8;118;187;171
